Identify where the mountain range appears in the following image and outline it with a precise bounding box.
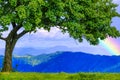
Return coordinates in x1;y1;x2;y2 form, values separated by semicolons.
0;52;120;73
0;46;106;56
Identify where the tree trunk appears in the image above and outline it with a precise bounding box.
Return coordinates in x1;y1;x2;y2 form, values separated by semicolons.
1;39;17;72
0;23;27;72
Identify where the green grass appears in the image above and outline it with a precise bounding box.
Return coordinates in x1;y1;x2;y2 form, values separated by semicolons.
0;72;120;80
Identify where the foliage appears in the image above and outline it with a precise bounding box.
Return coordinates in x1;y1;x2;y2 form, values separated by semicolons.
0;72;120;80
0;0;120;45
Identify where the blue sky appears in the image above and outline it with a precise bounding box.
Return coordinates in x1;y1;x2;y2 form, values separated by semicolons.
0;0;120;55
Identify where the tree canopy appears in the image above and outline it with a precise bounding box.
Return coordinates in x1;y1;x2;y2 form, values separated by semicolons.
0;0;120;45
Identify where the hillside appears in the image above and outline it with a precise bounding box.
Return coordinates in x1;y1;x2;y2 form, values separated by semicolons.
33;52;120;73
1;52;120;72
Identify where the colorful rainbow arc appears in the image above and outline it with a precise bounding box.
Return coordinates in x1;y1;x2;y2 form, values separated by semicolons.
100;37;120;55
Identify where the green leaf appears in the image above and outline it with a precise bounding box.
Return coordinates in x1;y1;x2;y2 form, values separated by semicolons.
9;0;17;7
23;22;32;31
15;5;27;19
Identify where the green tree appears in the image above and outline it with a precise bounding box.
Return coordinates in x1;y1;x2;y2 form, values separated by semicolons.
0;0;120;72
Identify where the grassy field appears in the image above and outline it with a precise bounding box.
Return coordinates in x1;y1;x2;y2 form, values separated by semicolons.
0;72;120;80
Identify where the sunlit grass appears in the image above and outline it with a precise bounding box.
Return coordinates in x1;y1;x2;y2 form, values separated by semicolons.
0;72;120;80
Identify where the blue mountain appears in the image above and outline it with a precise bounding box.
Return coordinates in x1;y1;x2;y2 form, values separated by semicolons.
12;52;60;72
1;52;120;73
33;52;120;73
0;55;3;69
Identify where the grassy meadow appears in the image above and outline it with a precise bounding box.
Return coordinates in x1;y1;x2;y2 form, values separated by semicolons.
0;72;120;80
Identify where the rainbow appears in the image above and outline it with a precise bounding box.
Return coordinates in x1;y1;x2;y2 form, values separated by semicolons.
100;37;120;55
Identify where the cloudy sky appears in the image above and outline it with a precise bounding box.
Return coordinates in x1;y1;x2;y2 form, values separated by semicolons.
0;0;120;55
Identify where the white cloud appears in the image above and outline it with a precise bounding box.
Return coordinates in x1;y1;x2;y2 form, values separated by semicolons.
31;27;69;40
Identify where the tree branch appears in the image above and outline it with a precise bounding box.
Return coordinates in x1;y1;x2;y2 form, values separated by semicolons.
7;24;22;39
17;30;28;39
0;36;6;41
11;22;16;28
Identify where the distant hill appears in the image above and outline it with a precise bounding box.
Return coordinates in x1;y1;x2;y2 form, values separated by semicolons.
1;52;120;72
0;55;3;69
33;52;120;73
0;46;106;56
